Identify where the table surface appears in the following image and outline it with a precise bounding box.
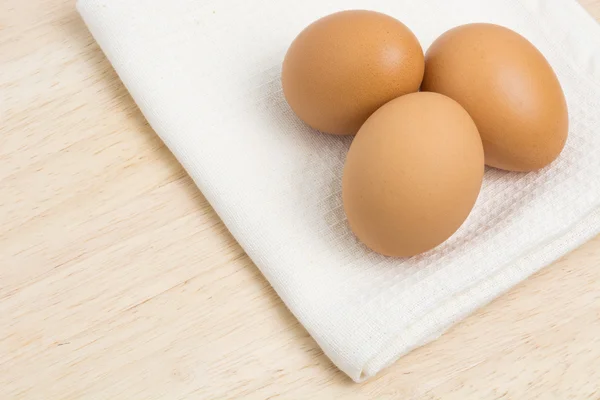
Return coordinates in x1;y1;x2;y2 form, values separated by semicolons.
2;1;600;399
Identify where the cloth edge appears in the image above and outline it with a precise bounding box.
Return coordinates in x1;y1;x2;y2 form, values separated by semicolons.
359;203;600;381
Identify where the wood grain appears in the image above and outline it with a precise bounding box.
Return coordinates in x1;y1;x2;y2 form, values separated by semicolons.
1;1;599;399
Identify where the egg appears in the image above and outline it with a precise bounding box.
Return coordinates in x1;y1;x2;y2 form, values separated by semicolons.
282;10;424;135
342;92;484;257
421;23;568;172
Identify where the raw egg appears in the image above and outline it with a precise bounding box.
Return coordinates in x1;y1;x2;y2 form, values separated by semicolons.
282;10;424;135
421;23;568;172
342;92;484;257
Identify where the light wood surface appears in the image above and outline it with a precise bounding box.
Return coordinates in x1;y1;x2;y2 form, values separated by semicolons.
2;1;600;399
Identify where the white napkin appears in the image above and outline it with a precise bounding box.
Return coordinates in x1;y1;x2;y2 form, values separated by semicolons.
77;0;600;382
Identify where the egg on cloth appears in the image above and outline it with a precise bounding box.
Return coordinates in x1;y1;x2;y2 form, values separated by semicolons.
342;92;485;257
421;23;568;172
282;10;424;135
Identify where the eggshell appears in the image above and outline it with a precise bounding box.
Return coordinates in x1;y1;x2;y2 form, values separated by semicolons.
282;10;424;135
421;23;568;172
342;92;484;257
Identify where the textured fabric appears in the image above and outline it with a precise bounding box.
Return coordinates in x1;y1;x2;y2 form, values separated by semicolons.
77;0;600;382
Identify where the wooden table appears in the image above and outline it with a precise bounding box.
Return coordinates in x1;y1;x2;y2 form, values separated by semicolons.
2;1;600;398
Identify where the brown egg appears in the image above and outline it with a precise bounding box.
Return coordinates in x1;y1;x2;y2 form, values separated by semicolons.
342;92;484;257
282;10;424;135
421;23;568;172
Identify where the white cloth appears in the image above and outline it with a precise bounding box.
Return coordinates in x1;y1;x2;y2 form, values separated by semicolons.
77;0;600;382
